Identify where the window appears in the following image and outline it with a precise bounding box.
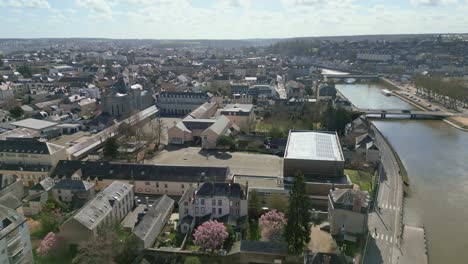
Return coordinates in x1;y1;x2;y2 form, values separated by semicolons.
195;207;199;214
195;199;199;205
218;200;222;206
200;199;205;205
156;182;159;188
145;182;150;185
201;207;205;214
212;208;216;214
236;201;240;207
181;184;185;189
164;184;168;188
212;199;216;206
218;208;222;215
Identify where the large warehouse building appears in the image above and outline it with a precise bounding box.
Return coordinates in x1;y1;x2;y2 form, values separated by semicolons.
283;130;345;178
283;130;350;209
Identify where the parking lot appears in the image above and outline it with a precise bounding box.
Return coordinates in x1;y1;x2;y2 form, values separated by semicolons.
147;146;283;177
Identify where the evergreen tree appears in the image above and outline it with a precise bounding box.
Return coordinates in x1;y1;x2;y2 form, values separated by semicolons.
248;189;261;219
103;137;119;159
9;106;24;118
284;171;311;255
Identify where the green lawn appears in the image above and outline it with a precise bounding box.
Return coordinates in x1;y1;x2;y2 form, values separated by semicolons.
345;169;374;193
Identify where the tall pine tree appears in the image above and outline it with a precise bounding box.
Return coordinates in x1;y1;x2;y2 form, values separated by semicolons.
284;171;311;255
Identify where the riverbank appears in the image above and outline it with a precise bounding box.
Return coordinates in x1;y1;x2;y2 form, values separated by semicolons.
380;77;468;132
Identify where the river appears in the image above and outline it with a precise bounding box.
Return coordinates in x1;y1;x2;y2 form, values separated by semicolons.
336;84;468;264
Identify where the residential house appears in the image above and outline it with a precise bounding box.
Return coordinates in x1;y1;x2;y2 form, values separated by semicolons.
156;91;211;116
344;116;369;147
52;179;95;206
220;104;255;132
178;182;247;234
0;204;33;264
354;133;380;164
51;160;230;196
201;115;233;149
60;181;134;244
132;195;175;250
317;83;337;101
328;189;369;238
285;80;305;99
22;177;55;216
0;138;66;186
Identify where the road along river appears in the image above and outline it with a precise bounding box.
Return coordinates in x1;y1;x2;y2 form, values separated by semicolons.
337;84;468;264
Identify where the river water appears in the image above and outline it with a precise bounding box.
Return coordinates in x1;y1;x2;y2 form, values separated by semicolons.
337;84;468;264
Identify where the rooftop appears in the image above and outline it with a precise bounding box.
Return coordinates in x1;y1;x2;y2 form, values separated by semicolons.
284;130;344;161
72;181;133;230
0;204;26;237
133;195;175;242
221;104;254;113
196;182;245;199
51;160;230;183
10;118;58;130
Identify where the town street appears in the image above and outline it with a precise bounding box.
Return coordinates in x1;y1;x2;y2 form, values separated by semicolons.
363;127;403;264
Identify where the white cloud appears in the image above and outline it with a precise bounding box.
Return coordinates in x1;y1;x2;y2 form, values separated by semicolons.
76;0;112;19
0;0;50;9
410;0;458;5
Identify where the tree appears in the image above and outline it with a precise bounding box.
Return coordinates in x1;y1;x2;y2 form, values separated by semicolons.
9;106;24;118
248;189;261;219
216;135;235;149
17;65;32;78
103;137;119;159
320;104;359;135
73;224;137;264
184;257;202;264
259;210;287;242
193;220;228;252
284;172;311;255
269;126;285;139
37;232;60;256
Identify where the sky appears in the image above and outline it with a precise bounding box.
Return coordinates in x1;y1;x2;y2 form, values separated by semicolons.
0;0;467;39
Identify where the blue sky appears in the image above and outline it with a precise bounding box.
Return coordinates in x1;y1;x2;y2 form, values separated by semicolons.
0;0;467;39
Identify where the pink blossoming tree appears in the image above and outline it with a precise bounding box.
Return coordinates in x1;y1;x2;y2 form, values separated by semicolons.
193;220;228;251
37;232;60;256
259;209;287;242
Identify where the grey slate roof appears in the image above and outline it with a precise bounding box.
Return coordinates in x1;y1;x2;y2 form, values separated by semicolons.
239;240;288;255
204;115;230;136
71;181;133;230
0;137;64;154
182;119;216;131
30;177;55;191
51;160;229;183
53;179;94;191
330;188;369;213
0;164;51;173
0;193;22;210
196;182;244;199
133;195;175;242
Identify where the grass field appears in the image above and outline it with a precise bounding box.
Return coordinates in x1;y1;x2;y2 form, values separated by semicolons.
345;169;374;193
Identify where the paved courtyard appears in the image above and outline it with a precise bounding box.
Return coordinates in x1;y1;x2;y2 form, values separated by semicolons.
147;146;283;177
